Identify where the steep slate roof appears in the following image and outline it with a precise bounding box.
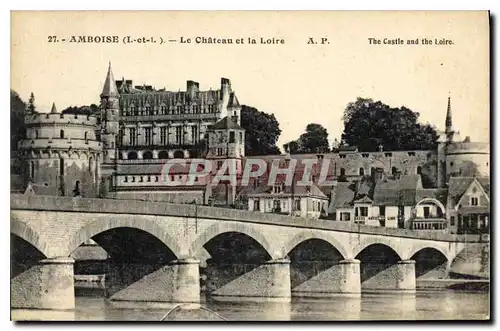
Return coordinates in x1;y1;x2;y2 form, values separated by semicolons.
329;182;356;211
101;62;119;98
209;116;244;130
372;175;421;206
448;176;490;207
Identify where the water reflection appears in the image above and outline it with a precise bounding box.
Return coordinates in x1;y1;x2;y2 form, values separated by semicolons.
11;290;489;321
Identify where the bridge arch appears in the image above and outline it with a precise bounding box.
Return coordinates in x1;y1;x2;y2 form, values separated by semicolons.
281;230;349;259
190;223;276;259
403;242;451;262
353;236;403;260
11;219;51;258
68;218;183;258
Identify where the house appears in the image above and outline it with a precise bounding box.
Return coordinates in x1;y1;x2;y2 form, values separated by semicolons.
244;180;329;219
447;176;490;234
328;173;449;230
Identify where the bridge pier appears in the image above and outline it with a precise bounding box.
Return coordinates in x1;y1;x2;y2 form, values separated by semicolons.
362;259;416;293
108;258;200;303
11;257;75;310
211;258;291;302
292;259;361;297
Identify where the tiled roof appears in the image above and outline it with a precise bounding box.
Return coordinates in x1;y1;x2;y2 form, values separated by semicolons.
209;116;244;130
372;175;421;206
354;195;373;204
329;182;356;211
448;176;490;207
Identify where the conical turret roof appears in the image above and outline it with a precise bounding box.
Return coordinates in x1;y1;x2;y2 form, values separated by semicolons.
101;62;119;98
50;102;57;113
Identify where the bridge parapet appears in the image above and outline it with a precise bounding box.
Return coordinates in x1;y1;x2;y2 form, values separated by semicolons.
10;194;481;243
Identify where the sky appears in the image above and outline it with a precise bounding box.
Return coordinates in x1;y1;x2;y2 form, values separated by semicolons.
11;11;490;149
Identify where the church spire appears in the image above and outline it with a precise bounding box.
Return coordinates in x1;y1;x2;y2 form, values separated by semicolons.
445;93;452;134
50;102;57;114
101;62;119;98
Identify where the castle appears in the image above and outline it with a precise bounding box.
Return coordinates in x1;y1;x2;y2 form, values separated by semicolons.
13;63;490;233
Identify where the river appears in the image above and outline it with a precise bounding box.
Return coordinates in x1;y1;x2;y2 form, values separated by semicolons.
11;290;489;321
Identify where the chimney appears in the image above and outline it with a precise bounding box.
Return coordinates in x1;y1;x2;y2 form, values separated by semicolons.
187;80;199;99
220;78;231;101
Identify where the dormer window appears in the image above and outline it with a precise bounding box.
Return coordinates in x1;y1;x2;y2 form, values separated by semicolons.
408;152;415;156
471;197;479;206
339;154;346;159
384;152;392;157
362;153;369;158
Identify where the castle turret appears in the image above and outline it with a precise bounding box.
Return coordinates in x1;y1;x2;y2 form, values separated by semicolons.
100;62;120;164
50;102;57;114
227;91;241;125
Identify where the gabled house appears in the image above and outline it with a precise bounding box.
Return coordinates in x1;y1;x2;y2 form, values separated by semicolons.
447;176;490;234
244;179;329;219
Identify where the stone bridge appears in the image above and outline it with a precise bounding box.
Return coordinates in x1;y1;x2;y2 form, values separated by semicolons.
11;194;473;310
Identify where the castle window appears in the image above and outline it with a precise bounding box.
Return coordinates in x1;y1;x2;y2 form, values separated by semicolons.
160;105;167;114
339;154;346;159
362;153;369;158
160;127;167;145
139;176;143;182
30;161;35;178
143;151;153;160
216;160;223;170
84;131;88;143
450;162;454;167
417;166;422;175
471;197;479;206
145;127;153;145
239;132;243;142
340;168;346;177
129;128;137;146
145;105;151;114
124;176;128;183
173;150;184;159
155;176;159;182
147;176;151;182
408;152;415;156
359;168;365;176
191;126;198;143
176;126;182;144
229;131;235;143
158;150;169;159
131;176;135;182
35;130;38;139
217;148;223;156
128;151;138;160
60;130;65;139
385;152;393;157
392;167;397;175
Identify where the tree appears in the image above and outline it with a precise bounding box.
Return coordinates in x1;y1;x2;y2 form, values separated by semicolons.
341;97;439;152
299;123;330;153
283;140;301;154
27;92;36;114
240;105;282;156
11;90;26;154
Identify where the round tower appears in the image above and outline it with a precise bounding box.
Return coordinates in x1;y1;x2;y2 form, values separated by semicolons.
18;104;102;197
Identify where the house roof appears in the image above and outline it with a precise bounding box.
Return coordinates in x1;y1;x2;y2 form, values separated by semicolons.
244;179;328;199
448;176;490;207
209;116;244;130
329;182;356;211
372;175;421;206
354;195;373;204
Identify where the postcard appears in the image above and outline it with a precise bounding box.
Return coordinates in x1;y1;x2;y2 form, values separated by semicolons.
10;11;490;321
